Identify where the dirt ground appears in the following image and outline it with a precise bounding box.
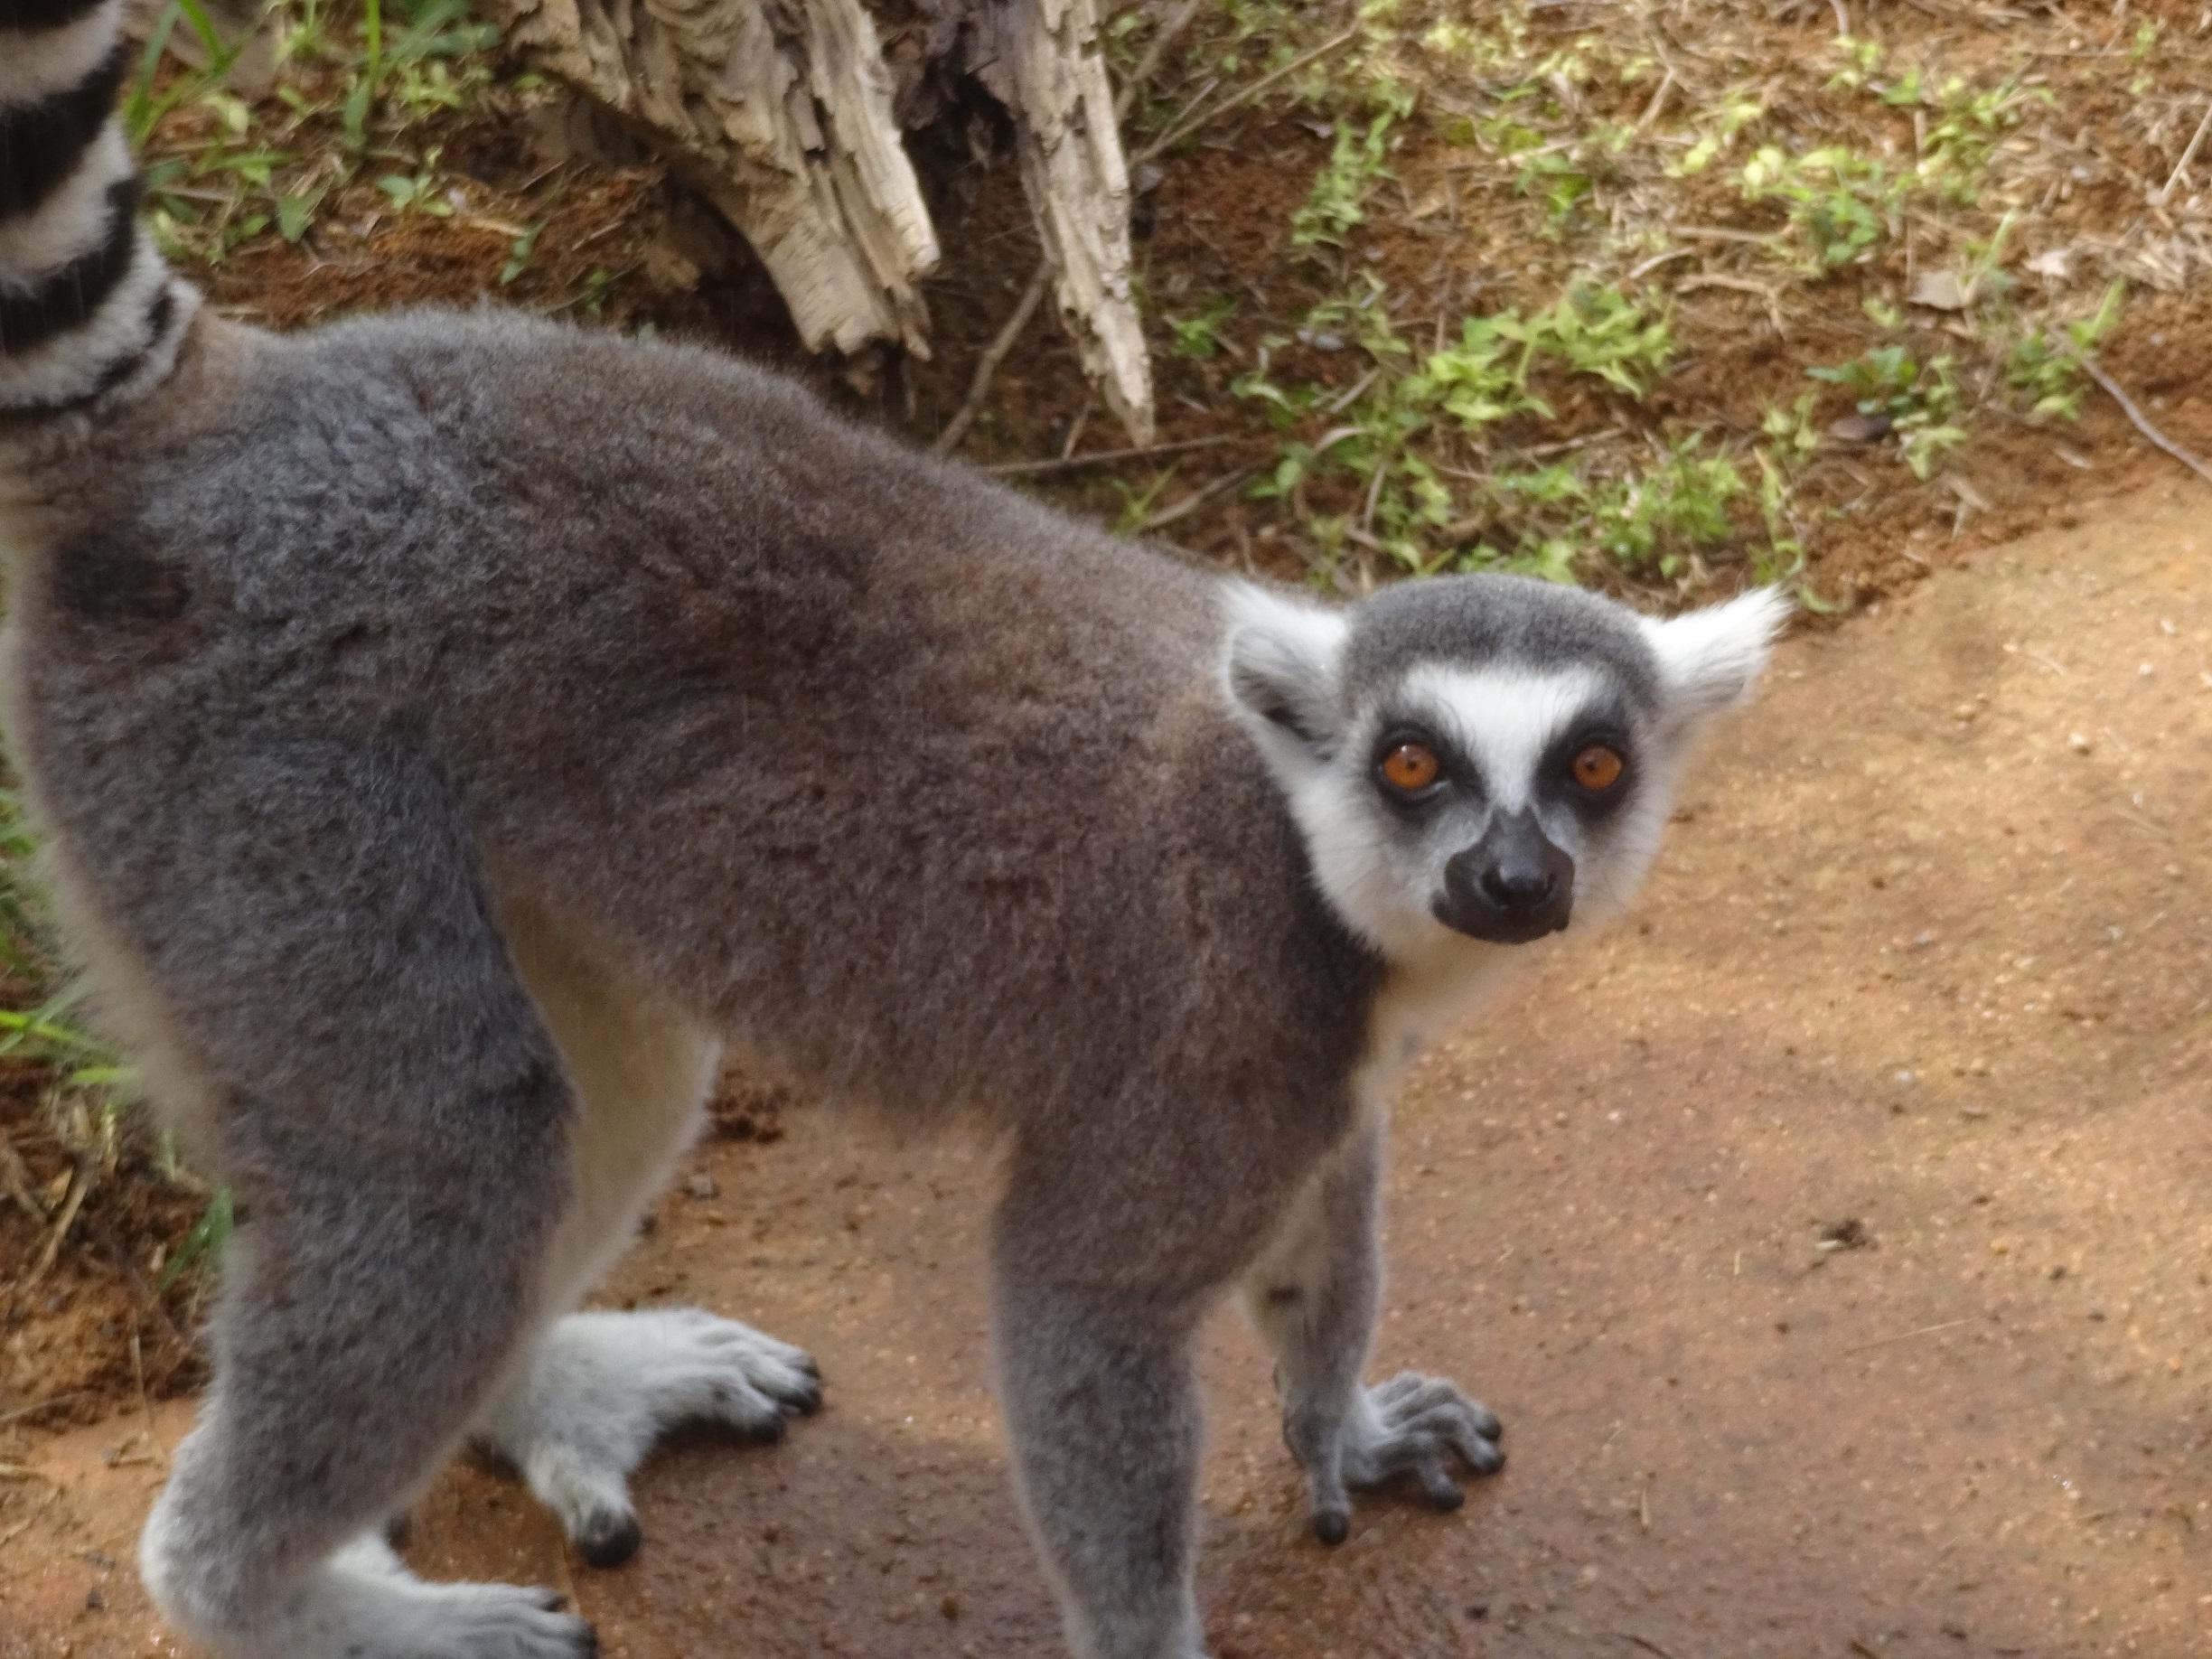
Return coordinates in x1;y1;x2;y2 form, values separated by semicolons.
2;483;2207;1656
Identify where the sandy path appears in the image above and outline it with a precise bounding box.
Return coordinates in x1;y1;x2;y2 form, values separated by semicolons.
4;482;2207;1659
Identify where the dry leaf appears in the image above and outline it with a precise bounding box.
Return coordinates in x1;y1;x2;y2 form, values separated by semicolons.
1907;269;1968;312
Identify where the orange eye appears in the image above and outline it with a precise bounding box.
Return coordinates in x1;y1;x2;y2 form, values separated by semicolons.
1572;745;1625;792
1381;742;1440;793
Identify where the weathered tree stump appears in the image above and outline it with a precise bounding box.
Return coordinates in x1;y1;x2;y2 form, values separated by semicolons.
483;0;1156;440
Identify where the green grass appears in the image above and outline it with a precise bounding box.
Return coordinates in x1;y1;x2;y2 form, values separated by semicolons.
1111;0;2154;603
131;0;502;267
1229;277;1765;584
0;782;228;1283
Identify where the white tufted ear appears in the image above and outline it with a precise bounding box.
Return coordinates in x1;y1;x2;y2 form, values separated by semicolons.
1220;583;1351;765
1638;586;1792;729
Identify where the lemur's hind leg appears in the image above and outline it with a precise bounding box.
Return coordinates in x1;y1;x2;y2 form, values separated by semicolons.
34;733;592;1659
470;902;821;1570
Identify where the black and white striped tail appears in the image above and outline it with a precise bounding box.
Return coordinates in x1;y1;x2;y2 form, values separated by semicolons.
0;0;196;419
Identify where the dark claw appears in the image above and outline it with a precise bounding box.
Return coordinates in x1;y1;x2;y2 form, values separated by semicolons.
781;1379;825;1416
750;1411;789;1445
1314;1509;1350;1546
539;1592;570;1612
577;1510;642;1570
1417;1458;1466;1511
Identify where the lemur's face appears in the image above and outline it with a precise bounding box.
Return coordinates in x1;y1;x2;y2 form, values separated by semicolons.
1224;574;1787;963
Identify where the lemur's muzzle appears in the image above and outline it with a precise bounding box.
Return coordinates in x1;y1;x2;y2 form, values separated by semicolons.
1435;809;1574;944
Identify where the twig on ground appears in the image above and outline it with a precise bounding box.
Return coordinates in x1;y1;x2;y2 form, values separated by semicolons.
1621;1635;1681;1659
1674;273;1785;335
2156;97;2212;203
987;435;1249;478
26;1158;90;1290
1116;0;1208;127
1626;247;1695;282
1139;466;1256;534
1842;1317;1969;1354
0;1129;51;1228
1673;224;1785;245
2074;353;2212;488
932;267;1051;457
1059;397;1093;460
0;1392;85;1429
1137;26;1362;165
130;1329;168;1469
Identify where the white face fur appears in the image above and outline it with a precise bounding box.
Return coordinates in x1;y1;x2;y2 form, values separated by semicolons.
1222;576;1789;969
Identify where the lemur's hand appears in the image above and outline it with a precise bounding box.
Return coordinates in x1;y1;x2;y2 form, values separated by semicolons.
1294;1371;1504;1545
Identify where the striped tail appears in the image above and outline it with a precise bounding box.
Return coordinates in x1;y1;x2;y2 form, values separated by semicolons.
0;0;197;419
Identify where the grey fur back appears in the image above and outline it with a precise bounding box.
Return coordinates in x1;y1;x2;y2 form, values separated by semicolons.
14;308;1382;1165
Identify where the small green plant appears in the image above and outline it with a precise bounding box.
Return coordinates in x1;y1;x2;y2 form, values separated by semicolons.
1914;74;2048;203
157;1186;236;1292
1809;345;1964;478
127;0;504;264
500;220;546;286
566;265;629;316
1668;88;1766;178
0;791;128;1097
376;152;452;217
1587;440;1747;574
1514;150;1593;227
1740;144;1899;271
2003;279;2126;421
1824;35;1884;92
1760;390;1820;464
1292;107;1401;248
1167;295;1239;362
2;783;235;1291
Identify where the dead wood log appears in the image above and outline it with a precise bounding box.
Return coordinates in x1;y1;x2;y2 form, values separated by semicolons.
953;0;1152;440
486;0;1156;437
488;0;941;359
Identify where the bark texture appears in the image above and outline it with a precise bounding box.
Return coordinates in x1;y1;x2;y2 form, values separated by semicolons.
485;0;1155;436
490;0;940;358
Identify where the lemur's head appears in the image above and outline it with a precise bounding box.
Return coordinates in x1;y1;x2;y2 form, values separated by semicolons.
1223;574;1787;963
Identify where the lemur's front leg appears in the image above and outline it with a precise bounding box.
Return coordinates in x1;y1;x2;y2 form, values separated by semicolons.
1243;1116;1503;1545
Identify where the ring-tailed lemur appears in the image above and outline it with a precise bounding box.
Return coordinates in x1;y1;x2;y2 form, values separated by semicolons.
0;8;1786;1657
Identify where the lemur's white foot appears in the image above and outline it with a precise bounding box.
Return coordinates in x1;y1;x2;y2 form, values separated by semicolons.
1296;1372;1504;1546
477;1308;821;1567
145;1531;595;1659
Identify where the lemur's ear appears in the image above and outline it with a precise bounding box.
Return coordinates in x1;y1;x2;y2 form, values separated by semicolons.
1638;586;1791;733
1222;584;1350;762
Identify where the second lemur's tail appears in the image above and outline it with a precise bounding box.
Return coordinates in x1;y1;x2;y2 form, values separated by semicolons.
0;0;197;420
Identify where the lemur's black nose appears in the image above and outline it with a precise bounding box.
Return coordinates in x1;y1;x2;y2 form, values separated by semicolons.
1479;860;1557;912
1436;810;1575;944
